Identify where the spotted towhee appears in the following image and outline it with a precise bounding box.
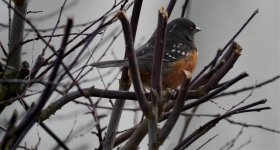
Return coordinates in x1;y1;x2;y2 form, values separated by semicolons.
91;18;200;89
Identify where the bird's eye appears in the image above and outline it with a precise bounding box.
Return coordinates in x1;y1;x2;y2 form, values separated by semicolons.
189;25;195;30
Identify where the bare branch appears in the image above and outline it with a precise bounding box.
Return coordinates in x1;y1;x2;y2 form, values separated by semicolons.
6;18;72;149
149;7;168;150
166;0;177;18
175;99;269;149
226;119;280;134
159;71;191;144
180;0;189;18
197;134;218;150
191;9;259;85
103;1;143;149
117;11;151;116
0;41;7;57
6;0;28;70
182;72;248;111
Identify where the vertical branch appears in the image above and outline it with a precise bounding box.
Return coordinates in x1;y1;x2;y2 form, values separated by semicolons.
41;0;67;55
158;71;192;144
5;18;73;149
151;7;168;106
130;0;143;40
149;7;168;150
180;0;189;18
8;0;12;43
0;0;28;112
102;1;143;149
7;0;28;70
0;110;17;149
166;0;177;18
117;12;150;116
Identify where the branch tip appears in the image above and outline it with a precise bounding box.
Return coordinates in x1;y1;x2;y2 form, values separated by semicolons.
233;42;242;53
241;72;249;77
254;9;260;14
159;6;168;19
117;11;126;20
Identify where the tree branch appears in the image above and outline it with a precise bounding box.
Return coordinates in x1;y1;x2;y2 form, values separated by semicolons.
149;7;168;150
174;99;269;149
158;71;191;144
6;0;28;70
117;11;151;116
4;18;72;149
102;1;143;149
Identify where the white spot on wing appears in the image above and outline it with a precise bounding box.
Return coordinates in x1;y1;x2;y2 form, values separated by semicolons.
172;56;177;59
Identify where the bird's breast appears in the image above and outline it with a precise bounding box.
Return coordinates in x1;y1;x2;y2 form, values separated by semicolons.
162;49;198;89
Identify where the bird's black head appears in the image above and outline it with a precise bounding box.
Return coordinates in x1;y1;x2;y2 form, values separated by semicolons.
167;18;200;42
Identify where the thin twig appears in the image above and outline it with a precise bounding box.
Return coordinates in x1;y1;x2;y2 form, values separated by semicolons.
174;99;269;150
223;127;244;150
31;1;130;79
180;0;189;18
0;41;8;57
21;33;91;45
226;119;280;134
9;18;72;149
196;134;218;150
166;0;177;18
0;110;18;149
2;0;56;53
182;72;248;111
236;136;252;150
41;0;67;55
178;107;198;143
228;81;257;111
214;75;280;98
191;9;259;85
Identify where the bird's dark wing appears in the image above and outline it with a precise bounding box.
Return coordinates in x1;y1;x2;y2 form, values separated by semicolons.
136;39;155;59
162;39;193;62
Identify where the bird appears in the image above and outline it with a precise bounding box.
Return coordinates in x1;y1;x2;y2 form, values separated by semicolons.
90;18;200;89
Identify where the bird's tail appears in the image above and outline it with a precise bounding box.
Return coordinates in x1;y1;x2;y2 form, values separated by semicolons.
88;60;129;68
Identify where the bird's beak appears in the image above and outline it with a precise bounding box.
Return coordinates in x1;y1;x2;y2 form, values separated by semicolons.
195;26;201;32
